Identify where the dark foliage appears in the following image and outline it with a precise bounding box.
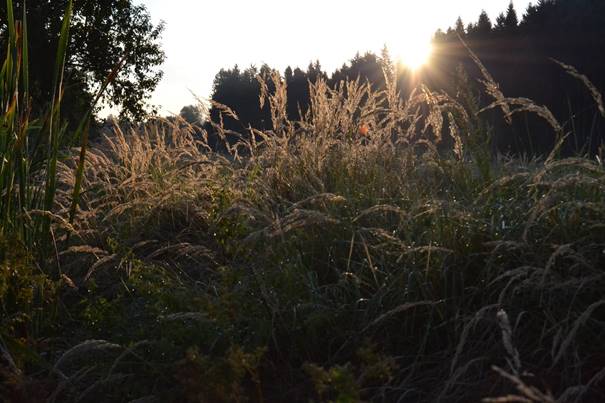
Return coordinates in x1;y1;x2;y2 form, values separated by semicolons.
0;0;166;122
432;0;605;155
207;0;605;156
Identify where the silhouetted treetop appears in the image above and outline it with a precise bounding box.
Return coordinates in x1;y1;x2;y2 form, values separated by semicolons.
470;10;492;37
202;0;604;156
180;105;205;125
454;17;465;35
504;2;519;29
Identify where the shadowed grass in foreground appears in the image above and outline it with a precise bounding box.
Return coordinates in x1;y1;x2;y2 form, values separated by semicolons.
3;41;605;402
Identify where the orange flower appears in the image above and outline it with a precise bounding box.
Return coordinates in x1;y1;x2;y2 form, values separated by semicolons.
358;124;369;136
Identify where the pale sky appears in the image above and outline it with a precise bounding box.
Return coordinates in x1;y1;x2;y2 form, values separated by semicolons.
136;0;533;116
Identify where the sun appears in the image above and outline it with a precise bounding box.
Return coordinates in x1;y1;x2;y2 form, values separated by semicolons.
393;39;433;71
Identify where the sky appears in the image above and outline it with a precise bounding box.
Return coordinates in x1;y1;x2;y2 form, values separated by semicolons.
136;0;534;116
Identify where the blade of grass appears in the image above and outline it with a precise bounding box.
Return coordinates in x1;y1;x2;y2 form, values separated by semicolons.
68;55;126;229
21;0;29;103
42;0;73;252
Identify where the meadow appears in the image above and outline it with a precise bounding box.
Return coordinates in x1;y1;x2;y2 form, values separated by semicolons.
1;2;605;402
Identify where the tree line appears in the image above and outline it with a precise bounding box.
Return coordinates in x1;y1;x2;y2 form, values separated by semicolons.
1;0;604;156
198;0;605;156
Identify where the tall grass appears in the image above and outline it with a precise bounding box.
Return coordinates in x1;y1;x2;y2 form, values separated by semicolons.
0;0;119;256
0;1;75;394
0;1;120;399
29;47;601;401
0;0;73;252
2;14;605;401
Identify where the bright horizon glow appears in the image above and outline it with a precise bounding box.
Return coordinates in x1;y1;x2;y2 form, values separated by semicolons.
383;5;436;71
125;0;533;117
393;40;433;70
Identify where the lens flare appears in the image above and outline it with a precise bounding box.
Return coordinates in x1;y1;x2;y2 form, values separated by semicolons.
393;40;433;71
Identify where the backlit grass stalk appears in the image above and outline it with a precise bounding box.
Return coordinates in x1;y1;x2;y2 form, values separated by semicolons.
0;0;31;241
1;0;120;262
0;0;74;262
38;0;73;257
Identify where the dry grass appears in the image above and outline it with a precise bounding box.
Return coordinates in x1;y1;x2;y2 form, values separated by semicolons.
551;58;605;119
4;42;605;402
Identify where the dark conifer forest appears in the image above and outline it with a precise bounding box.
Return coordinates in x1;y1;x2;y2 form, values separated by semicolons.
206;0;605;156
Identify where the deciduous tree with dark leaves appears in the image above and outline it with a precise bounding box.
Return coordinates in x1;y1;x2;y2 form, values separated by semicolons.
0;0;165;122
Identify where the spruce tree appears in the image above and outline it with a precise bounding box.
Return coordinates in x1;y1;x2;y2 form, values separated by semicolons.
476;10;493;36
455;17;465;36
504;1;519;30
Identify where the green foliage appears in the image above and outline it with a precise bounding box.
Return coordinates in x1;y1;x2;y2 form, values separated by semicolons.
0;0;165;121
304;363;360;403
0;0;75;257
176;345;266;403
0;0;120;258
0;237;56;340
